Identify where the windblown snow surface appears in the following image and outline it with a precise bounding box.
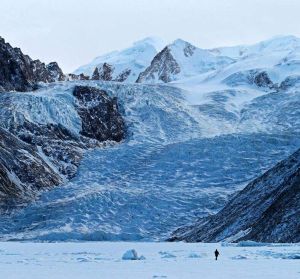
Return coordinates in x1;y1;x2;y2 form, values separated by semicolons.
0;74;299;241
0;242;299;279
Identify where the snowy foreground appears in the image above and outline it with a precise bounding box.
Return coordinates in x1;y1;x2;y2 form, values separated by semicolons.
0;242;299;279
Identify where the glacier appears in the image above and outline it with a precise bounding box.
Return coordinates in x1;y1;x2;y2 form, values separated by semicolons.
0;77;299;241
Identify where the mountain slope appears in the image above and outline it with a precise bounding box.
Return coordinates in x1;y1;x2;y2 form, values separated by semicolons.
74;37;165;82
207;35;300;86
210;35;300;59
170;148;300;243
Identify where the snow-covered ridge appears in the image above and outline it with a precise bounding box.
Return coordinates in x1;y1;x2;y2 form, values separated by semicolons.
210;35;300;59
137;39;233;83
74;35;300;86
74;37;165;82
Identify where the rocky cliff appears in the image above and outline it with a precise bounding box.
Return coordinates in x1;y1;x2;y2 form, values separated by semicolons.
0;37;66;92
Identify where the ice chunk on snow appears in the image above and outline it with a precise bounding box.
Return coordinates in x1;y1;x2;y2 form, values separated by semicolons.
159;251;176;258
237;241;268;247
122;249;145;260
122;249;138;260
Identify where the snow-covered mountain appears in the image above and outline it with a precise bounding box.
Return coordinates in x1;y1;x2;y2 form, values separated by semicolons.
74;35;300;86
136;39;233;83
0;35;299;241
210;35;300;60
74;37;165;82
207;35;300;86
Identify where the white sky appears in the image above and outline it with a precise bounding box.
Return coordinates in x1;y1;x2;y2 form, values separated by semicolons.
1;0;300;72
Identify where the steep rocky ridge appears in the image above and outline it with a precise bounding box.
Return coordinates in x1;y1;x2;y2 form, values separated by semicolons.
169;149;300;243
0;37;66;92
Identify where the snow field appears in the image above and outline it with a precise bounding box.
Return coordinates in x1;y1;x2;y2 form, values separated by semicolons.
0;242;299;279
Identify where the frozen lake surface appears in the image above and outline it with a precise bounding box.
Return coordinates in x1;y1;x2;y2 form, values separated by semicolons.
0;242;299;279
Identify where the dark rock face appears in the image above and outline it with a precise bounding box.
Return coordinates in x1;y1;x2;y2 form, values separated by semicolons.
91;66;132;82
0;126;62;202
115;69;131;82
253;71;273;88
6;117;85;179
169;149;300;243
0;85;126;203
99;63;114;81
46;62;65;81
78;73;90;80
73;86;125;142
223;70;275;89
92;67;100;80
183;43;196;57
0;37;65;92
136;47;180;83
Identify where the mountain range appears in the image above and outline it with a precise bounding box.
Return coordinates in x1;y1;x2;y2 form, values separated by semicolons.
0;35;299;242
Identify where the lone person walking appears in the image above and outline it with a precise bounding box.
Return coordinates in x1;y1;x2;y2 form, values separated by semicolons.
214;249;220;260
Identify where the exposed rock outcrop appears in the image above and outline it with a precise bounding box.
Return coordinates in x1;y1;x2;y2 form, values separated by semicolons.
90;66;132;82
46;62;65;81
0;37;65;92
66;73;90;81
169;148;300;243
0;126;62;203
73;86;125;142
223;70;276;89
136;46;180;83
92;67;100;80
89;64;114;81
253;71;274;88
99;63;114;81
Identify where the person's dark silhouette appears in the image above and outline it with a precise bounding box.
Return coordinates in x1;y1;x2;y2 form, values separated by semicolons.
214;249;220;260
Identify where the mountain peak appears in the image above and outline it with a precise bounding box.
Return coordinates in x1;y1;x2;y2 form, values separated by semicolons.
170;38;192;48
74;37;163;82
133;36;165;52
